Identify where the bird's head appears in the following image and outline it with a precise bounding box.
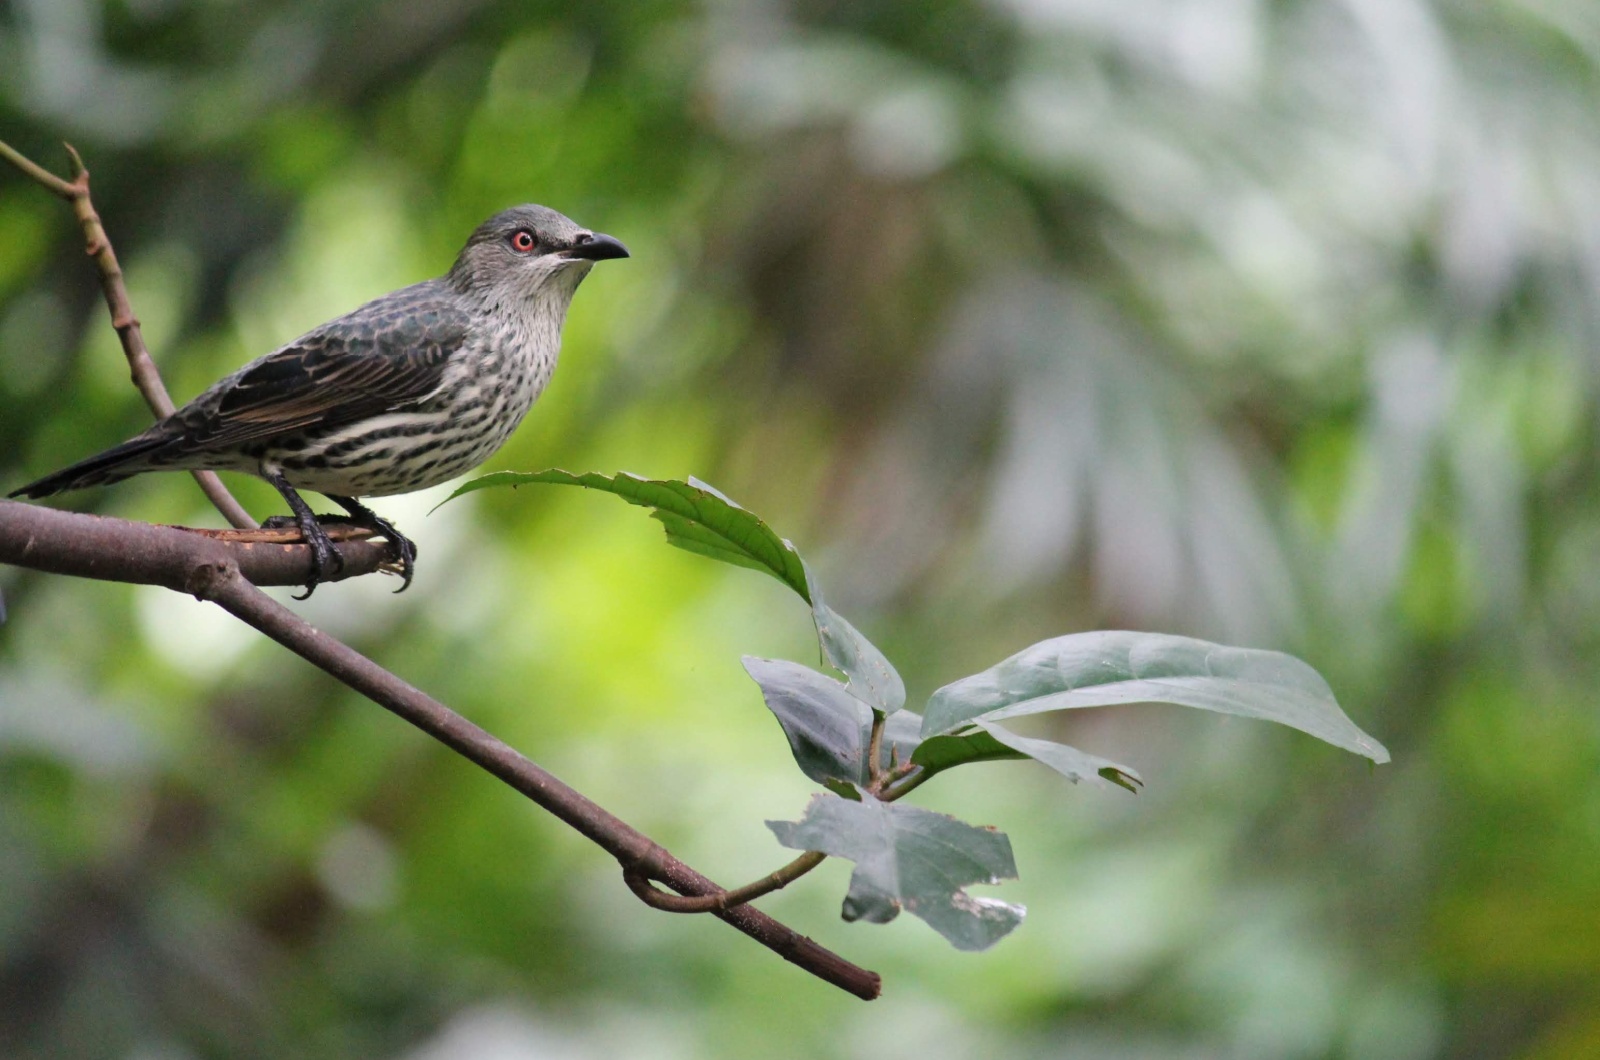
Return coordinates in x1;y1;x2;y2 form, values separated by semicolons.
447;204;628;305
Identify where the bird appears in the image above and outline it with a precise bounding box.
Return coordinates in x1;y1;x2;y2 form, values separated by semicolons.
9;203;629;598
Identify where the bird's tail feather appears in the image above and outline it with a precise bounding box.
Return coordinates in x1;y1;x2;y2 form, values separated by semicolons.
8;434;174;499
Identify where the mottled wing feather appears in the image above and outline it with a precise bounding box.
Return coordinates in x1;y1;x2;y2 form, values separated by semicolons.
174;282;471;452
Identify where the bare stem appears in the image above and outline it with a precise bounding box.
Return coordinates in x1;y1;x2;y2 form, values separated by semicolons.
624;851;828;913
0;138;257;530
0;138;76;198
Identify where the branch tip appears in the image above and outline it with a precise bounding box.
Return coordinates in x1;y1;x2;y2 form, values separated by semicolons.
63;142;87;182
0;136;77;199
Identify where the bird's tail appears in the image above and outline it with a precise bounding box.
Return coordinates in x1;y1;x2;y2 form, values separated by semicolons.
8;434;174;500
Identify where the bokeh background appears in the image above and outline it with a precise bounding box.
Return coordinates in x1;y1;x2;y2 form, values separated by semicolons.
2;1;1597;1057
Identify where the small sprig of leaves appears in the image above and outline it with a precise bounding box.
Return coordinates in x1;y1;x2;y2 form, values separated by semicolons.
444;471;1389;950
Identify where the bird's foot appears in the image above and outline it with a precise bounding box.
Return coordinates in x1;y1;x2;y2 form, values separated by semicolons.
329;497;417;592
261;472;346;599
290;516;346;601
264;513;356;596
379;524;419;593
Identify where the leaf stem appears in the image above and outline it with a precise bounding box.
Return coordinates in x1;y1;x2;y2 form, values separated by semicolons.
623;850;828;913
866;710;886;785
877;765;930;802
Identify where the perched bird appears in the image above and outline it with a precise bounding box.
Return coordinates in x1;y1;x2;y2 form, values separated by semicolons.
10;204;628;597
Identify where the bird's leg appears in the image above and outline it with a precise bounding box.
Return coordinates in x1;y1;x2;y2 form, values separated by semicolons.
328;495;417;593
263;470;344;599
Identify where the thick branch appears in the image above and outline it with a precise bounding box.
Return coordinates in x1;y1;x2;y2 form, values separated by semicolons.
0;138;257;530
0;501;391;589
0;501;882;1000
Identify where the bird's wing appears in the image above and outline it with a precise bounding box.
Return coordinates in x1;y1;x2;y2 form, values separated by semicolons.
172;283;472;452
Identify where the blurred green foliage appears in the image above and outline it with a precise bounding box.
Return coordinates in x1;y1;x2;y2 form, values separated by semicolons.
3;0;1599;1057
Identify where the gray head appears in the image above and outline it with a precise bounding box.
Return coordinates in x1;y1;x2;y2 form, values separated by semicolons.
447;204;628;301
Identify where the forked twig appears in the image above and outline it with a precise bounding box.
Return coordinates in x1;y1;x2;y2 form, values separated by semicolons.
0;138;257;529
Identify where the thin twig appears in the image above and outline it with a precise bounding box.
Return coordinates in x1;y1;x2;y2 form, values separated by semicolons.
0;138;257;530
0;500;882;1001
624;851;828;913
0;138;76;198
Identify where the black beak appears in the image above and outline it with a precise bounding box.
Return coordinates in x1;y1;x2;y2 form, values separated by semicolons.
566;232;630;261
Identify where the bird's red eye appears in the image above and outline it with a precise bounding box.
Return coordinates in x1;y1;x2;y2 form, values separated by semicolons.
510;230;536;253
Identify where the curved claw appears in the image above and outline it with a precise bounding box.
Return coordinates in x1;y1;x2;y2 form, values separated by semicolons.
292;521;346;599
388;533;418;593
263;472;350;599
325;495;417;593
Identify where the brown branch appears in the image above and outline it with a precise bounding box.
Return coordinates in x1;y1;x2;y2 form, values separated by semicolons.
0;138;257;531
0;501;392;589
0;500;882;1001
624;851;828;913
170;523;378;544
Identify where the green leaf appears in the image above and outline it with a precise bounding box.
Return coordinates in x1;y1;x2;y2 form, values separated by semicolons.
974;721;1143;793
877;709;922;771
745;647;1138;794
809;568;906;715
921;631;1389;763
446;469;906;714
743;656;871;787
908;721;1142;793
743;657;922;788
767;793;1024;950
906;728;1025;773
440;470;811;601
